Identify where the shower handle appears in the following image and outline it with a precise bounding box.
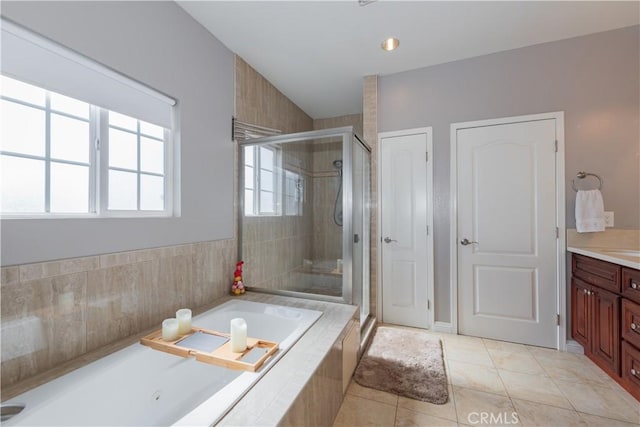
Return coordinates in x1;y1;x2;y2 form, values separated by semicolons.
383;237;397;243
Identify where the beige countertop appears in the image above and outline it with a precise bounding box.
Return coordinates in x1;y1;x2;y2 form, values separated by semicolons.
566;228;640;270
566;246;640;270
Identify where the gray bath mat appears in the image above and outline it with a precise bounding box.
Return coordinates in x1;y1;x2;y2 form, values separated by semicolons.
354;326;449;404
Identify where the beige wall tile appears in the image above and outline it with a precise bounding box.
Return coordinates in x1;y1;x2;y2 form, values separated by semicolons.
1;278;54;387
235;55;312;134
86;263;147;352
19;256;99;282
314;114;363;137
1;272;87;387
49;272;87;365
1;266;20;286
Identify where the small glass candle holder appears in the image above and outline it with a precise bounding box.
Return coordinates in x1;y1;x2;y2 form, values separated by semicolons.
162;318;179;341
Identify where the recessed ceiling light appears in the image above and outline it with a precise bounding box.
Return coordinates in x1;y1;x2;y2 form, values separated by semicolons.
381;37;399;51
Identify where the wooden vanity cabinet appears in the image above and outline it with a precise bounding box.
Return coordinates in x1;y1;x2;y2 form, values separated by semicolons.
622;267;640;304
570;275;620;376
571;253;639;401
571;277;591;348
591;286;620;375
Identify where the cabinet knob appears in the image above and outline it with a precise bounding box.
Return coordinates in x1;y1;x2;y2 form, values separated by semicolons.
632;368;638;378
632;281;638;290
583;289;588;294
632;323;637;330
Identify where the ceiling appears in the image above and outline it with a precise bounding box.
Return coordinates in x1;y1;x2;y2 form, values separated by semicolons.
177;1;640;119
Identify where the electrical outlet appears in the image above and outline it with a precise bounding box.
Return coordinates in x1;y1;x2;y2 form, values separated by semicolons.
604;211;614;227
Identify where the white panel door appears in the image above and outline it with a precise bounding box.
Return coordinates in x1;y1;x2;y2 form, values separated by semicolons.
457;119;558;348
380;130;432;328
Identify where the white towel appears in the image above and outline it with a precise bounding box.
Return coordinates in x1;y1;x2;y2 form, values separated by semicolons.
575;189;605;233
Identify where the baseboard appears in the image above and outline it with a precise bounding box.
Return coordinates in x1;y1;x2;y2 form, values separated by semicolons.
565;339;584;354
432;321;454;334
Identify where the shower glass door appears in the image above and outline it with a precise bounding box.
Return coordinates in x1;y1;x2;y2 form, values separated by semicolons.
237;127;371;317
352;137;371;324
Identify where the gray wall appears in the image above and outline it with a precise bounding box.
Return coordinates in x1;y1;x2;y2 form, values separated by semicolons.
379;26;640;323
1;1;235;266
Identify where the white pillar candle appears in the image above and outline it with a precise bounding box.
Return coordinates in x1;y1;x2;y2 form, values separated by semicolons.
162;318;179;341
176;308;192;335
230;318;247;353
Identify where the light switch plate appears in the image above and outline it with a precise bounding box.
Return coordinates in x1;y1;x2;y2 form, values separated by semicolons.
604;211;614;227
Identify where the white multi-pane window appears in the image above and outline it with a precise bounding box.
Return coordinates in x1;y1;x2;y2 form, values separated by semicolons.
0;75;171;216
107;111;167;211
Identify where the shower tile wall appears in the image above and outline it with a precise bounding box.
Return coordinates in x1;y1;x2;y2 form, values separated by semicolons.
313;114;363;137
0;239;235;391
241;143;315;292
235;55;316;293
311;140;343;263
312;114;363;264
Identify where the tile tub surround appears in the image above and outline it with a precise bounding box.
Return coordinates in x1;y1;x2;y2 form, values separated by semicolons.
1;239;236;392
218;293;358;426
3;292;357;427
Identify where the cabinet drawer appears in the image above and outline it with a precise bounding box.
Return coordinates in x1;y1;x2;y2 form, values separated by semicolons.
573;254;621;293
621;341;640;401
622;268;640;304
623;299;640;349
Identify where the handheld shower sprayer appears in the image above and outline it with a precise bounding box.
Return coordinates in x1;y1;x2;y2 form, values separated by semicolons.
333;159;343;226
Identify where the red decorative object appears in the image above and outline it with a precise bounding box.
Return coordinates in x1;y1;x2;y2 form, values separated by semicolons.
231;261;245;295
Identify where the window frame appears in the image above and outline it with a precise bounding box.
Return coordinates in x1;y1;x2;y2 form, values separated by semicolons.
0;77;174;219
99;110;173;218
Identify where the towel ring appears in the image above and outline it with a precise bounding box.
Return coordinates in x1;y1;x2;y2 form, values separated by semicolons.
571;171;602;192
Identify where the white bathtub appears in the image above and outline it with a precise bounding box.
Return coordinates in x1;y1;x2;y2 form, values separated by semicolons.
4;300;322;426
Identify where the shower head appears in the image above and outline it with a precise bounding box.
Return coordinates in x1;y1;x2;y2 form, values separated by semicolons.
333;159;343;169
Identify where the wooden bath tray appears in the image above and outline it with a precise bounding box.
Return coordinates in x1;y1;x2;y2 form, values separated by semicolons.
140;326;278;372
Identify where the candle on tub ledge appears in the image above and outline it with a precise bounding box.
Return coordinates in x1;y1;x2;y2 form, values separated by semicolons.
162;318;179;341
176;308;192;335
230;318;247;353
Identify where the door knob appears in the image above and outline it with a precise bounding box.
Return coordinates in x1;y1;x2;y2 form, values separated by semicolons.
383;237;397;243
460;238;479;246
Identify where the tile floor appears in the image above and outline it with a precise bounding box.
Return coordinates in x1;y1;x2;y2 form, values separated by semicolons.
333;328;640;427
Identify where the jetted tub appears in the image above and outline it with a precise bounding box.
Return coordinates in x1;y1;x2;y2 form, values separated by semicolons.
4;300;322;426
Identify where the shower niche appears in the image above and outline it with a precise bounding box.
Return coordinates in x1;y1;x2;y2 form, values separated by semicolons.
238;127;371;323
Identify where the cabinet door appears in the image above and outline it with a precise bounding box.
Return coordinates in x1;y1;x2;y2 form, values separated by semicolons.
591;287;620;376
622;298;640;349
571;278;591;350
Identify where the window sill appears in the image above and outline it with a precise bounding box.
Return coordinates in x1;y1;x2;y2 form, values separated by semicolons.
1;211;174;220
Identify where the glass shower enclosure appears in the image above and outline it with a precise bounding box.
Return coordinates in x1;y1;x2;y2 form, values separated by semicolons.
238;127;371;325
